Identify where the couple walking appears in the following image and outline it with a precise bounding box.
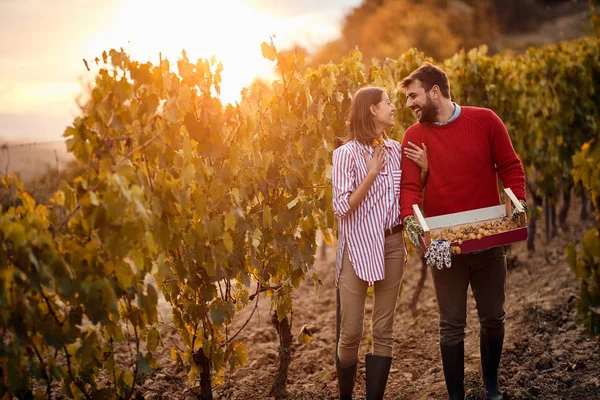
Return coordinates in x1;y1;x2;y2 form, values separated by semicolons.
331;62;527;400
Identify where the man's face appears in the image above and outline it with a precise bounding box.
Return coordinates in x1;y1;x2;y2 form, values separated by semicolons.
405;80;438;123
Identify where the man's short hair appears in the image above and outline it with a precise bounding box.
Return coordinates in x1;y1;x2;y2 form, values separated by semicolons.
400;62;451;99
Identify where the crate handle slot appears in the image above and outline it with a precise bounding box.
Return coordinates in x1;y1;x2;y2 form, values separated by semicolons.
412;204;431;246
504;188;526;227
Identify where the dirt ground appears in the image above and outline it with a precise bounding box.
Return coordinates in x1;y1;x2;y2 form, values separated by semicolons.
136;200;600;400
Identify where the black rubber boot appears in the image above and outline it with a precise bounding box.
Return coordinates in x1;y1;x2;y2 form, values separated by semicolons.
440;341;465;400
365;353;392;400
481;330;504;400
336;358;357;400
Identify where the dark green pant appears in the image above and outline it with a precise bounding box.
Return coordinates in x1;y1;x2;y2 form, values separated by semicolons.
430;247;507;346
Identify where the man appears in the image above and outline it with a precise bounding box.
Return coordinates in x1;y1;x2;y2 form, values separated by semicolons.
399;62;527;400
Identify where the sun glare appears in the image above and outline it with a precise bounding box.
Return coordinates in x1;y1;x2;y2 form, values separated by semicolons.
90;0;285;104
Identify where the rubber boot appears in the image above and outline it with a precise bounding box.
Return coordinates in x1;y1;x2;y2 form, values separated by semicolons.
481;330;504;400
336;358;357;400
365;353;392;400
440;341;465;400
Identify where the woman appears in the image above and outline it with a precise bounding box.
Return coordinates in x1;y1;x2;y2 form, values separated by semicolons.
332;87;428;400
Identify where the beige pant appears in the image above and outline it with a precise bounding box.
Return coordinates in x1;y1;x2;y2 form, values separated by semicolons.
337;232;405;366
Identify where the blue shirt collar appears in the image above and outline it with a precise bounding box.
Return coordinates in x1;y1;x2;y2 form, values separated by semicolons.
433;102;461;125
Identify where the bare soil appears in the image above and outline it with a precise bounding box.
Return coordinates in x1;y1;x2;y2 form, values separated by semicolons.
135;199;600;400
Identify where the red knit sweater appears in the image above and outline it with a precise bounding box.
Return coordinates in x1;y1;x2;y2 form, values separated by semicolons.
400;106;526;220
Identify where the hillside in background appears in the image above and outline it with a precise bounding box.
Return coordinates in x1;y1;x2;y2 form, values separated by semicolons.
0;140;73;182
307;0;592;65
0;113;75;182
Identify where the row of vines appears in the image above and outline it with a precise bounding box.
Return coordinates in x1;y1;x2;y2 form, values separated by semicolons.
1;29;599;399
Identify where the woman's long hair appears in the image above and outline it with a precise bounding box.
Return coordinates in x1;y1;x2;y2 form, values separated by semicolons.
341;87;387;145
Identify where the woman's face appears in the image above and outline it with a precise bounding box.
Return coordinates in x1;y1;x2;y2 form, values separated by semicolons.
371;92;396;130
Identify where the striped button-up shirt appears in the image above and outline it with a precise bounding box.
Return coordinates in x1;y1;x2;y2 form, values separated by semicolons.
332;138;402;284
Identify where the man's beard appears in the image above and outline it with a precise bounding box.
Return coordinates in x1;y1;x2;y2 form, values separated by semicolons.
416;95;438;123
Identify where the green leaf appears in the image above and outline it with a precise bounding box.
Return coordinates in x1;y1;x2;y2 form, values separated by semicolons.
137;352;153;375
147;327;160;352
582;228;600;258
115;261;134;289
156;253;171;280
210;299;229;326
145;284;159;323
580;282;593;311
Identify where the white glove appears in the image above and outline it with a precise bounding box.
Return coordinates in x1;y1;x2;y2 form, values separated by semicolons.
425;240;452;269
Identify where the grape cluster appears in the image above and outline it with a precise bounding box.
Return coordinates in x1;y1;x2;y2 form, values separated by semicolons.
430;217;520;254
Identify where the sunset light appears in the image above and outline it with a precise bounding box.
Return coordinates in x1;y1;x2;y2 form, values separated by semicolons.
0;0;351;141
89;0;331;104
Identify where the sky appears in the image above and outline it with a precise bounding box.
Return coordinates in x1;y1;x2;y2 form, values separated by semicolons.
0;0;361;142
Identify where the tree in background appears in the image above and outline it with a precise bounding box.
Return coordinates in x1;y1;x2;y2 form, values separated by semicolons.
309;0;497;65
306;0;588;67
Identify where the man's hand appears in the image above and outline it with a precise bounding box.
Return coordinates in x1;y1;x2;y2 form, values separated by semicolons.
511;199;528;223
403;215;424;252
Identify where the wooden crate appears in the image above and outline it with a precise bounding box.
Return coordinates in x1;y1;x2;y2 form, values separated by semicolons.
414;188;528;254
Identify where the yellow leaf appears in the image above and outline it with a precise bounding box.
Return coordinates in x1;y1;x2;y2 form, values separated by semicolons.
115;261;133;289
34;388;46;400
317;99;325;121
18;191;36;211
260;41;277;61
147;327;160;352
188;365;200;385
581;142;590;154
69;382;83;400
223;232;233;253
2;175;11;187
297;324;312;345
582;228;600;258
171;347;183;365
225;213;236;231
230;188;241;205
123;370;134;387
252;228;262;249
263;205;272;229
182;163;195;187
287;197;299;209
89;191;99;206
6;222;27;247
229;342;248;368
